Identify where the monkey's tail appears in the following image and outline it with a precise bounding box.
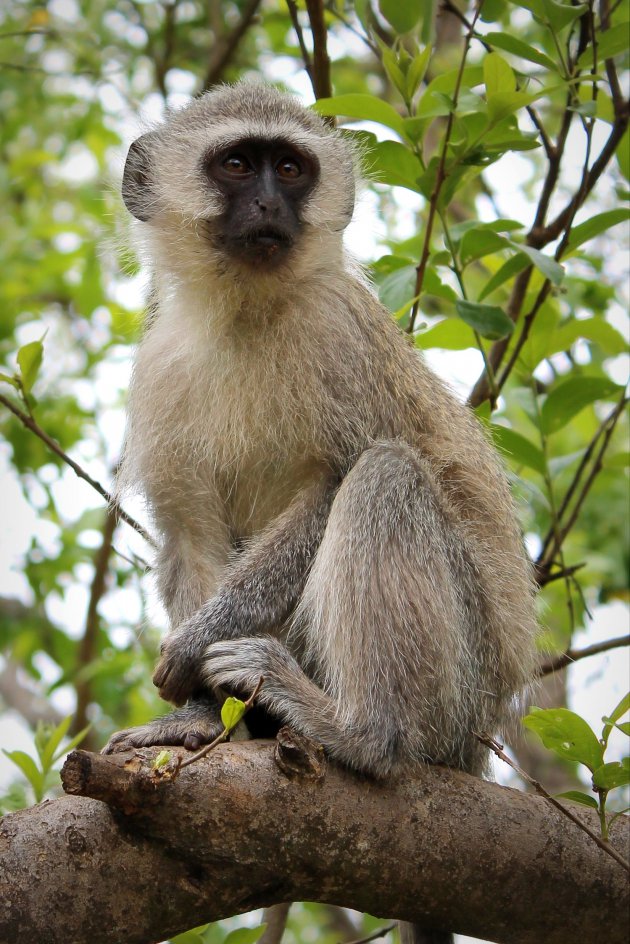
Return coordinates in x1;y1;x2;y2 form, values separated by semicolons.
399;921;454;944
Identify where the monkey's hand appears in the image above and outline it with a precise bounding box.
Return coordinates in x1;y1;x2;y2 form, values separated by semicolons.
153;598;243;704
202;636;302;716
152;626;208;705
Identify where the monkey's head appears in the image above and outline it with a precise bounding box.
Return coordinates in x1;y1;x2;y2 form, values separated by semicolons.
122;82;356;279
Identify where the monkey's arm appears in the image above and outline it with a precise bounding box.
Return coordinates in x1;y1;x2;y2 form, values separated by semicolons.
153;474;337;705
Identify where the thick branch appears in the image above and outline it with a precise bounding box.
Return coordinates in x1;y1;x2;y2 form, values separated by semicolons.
1;742;627;944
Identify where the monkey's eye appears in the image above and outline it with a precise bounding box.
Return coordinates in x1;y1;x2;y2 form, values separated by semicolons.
221;154;252;175
276;157;302;180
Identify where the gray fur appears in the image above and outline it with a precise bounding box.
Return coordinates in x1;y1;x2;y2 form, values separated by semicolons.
104;81;538;941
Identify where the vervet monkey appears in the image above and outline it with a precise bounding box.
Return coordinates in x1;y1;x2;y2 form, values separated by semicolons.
104;81;537;943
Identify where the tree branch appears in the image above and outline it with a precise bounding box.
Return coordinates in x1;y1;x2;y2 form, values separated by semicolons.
202;0;264;91
0;392;154;547
304;0;332;101
538;634;630;676
1;742;627;944
72;505;118;747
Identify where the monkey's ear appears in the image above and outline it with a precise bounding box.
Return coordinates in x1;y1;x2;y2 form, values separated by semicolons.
122;132;160;222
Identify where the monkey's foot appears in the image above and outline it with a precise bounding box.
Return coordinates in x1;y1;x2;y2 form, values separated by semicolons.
102;701;223;754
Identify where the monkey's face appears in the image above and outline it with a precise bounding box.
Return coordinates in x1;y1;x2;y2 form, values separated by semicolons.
203;138;319;268
121;83;357;280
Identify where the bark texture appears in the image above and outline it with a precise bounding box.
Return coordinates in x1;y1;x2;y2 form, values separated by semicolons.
0;740;627;944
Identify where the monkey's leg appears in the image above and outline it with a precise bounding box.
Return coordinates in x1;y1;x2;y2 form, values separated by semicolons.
102;695;223;754
153;474;338;705
203;441;481;778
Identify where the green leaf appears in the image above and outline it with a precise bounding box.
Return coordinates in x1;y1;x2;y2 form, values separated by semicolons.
478;253;530;300
0;372;19;389
459;229;510;266
507;242;564;285
592;762;630;791
379;264;417;313
222;926;267;944
221;696;247;731
2;749;45;797
485;32;559;71
313;95;404;136
507;0;587;31
17;340;44;394
523;707;604;772
491;424;546;474
417;318;477;350
484;52;516;97
455;300;515;340
406;46;432;99
487;89;547;124
36;715;71;769
363;139;423;191
578;24;630;68
567;209;630;253
540;376;624;434
556;790;599;809
153;750;171;769
546;318;629;358
617;127;630;182
602;692;630;745
379;0;424;33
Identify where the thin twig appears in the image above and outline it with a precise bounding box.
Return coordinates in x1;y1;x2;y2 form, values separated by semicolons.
343;923;397;944
0;392;154;547
407;2;483;334
537;393;628;570
538;634;630;676
286;0;313;81
177;676;264;770
476;732;630;873
535;561;584;587
538;395;628;564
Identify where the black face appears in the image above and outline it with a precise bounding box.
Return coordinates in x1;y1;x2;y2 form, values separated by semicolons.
204;138;319;266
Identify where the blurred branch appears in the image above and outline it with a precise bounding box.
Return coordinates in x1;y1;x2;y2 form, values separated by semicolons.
0;392;155;547
538;634;630;677
0;660;63;728
202;0;264;91
259;904;291;944
72;506;118;747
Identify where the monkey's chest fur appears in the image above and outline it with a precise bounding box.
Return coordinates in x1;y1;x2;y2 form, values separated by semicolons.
122;297;373;539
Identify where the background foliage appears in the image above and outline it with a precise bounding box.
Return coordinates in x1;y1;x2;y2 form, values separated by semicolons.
0;0;628;941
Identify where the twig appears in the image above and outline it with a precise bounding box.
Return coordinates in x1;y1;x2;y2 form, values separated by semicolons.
0;392;154;547
475;732;630;873
535;561;584;587
202;0;264;91
286;0;313;81
177;676;264;770
343;923;396;944
305;0;333;101
72;506;117;747
538;395;628;565
537;393;628;570
538;634;630;676
407;2;483;334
